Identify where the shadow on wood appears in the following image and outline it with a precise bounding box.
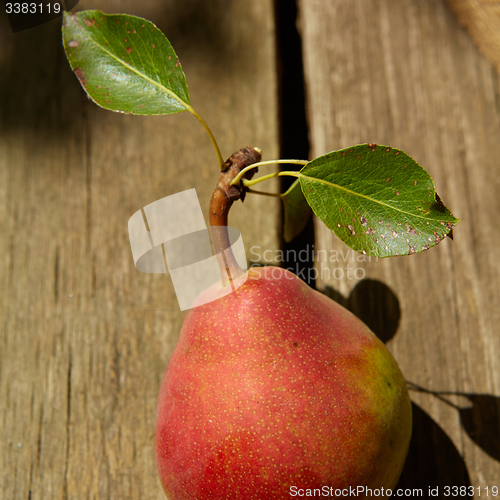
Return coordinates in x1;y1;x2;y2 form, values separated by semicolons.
395;402;471;495
408;383;500;464
322;279;401;344
460;394;500;463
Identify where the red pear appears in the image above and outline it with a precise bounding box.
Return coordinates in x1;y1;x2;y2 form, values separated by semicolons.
155;266;412;499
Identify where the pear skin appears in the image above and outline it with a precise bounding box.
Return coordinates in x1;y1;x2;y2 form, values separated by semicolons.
155;266;412;499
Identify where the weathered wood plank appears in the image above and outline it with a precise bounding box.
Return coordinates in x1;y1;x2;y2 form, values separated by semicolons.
444;0;500;72
299;0;500;491
0;1;279;498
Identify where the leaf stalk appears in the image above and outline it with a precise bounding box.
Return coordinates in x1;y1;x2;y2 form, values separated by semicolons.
231;159;307;187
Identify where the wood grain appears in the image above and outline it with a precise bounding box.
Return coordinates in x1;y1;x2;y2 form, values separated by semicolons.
444;0;500;72
299;0;500;491
2;0;499;497
0;1;279;498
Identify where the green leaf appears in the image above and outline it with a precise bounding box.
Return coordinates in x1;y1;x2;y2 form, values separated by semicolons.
281;179;312;243
62;10;190;115
299;144;461;257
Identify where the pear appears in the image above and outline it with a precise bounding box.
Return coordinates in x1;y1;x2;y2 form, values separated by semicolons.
155;265;412;499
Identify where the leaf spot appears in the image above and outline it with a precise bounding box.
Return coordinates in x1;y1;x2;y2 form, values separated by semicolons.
360;217;367;226
126;47;133;54
414;180;418;186
153;44;156;48
408;245;417;255
386;178;390;182
367;143;377;151
347;225;355;235
68;40;79;48
396;191;400;196
85;18;95;27
405;223;417;236
366;228;375;235
74;67;87;87
385;148;391;152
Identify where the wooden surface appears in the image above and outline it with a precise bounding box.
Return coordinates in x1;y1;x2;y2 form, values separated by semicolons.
444;0;500;72
299;0;500;491
0;1;279;498
1;0;499;498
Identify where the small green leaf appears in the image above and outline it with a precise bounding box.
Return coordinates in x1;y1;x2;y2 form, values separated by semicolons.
62;10;190;115
281;179;312;243
299;144;460;257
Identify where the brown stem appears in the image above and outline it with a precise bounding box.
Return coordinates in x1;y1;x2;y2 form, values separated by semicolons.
209;147;262;286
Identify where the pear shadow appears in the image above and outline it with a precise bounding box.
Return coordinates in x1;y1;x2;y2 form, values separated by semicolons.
322;279;401;344
407;383;500;463
459;394;500;462
394;402;472;495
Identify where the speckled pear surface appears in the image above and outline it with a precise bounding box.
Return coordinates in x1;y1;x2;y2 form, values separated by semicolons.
155;267;412;499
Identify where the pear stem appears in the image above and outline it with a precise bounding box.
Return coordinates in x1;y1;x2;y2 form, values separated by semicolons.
209;147;262;285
